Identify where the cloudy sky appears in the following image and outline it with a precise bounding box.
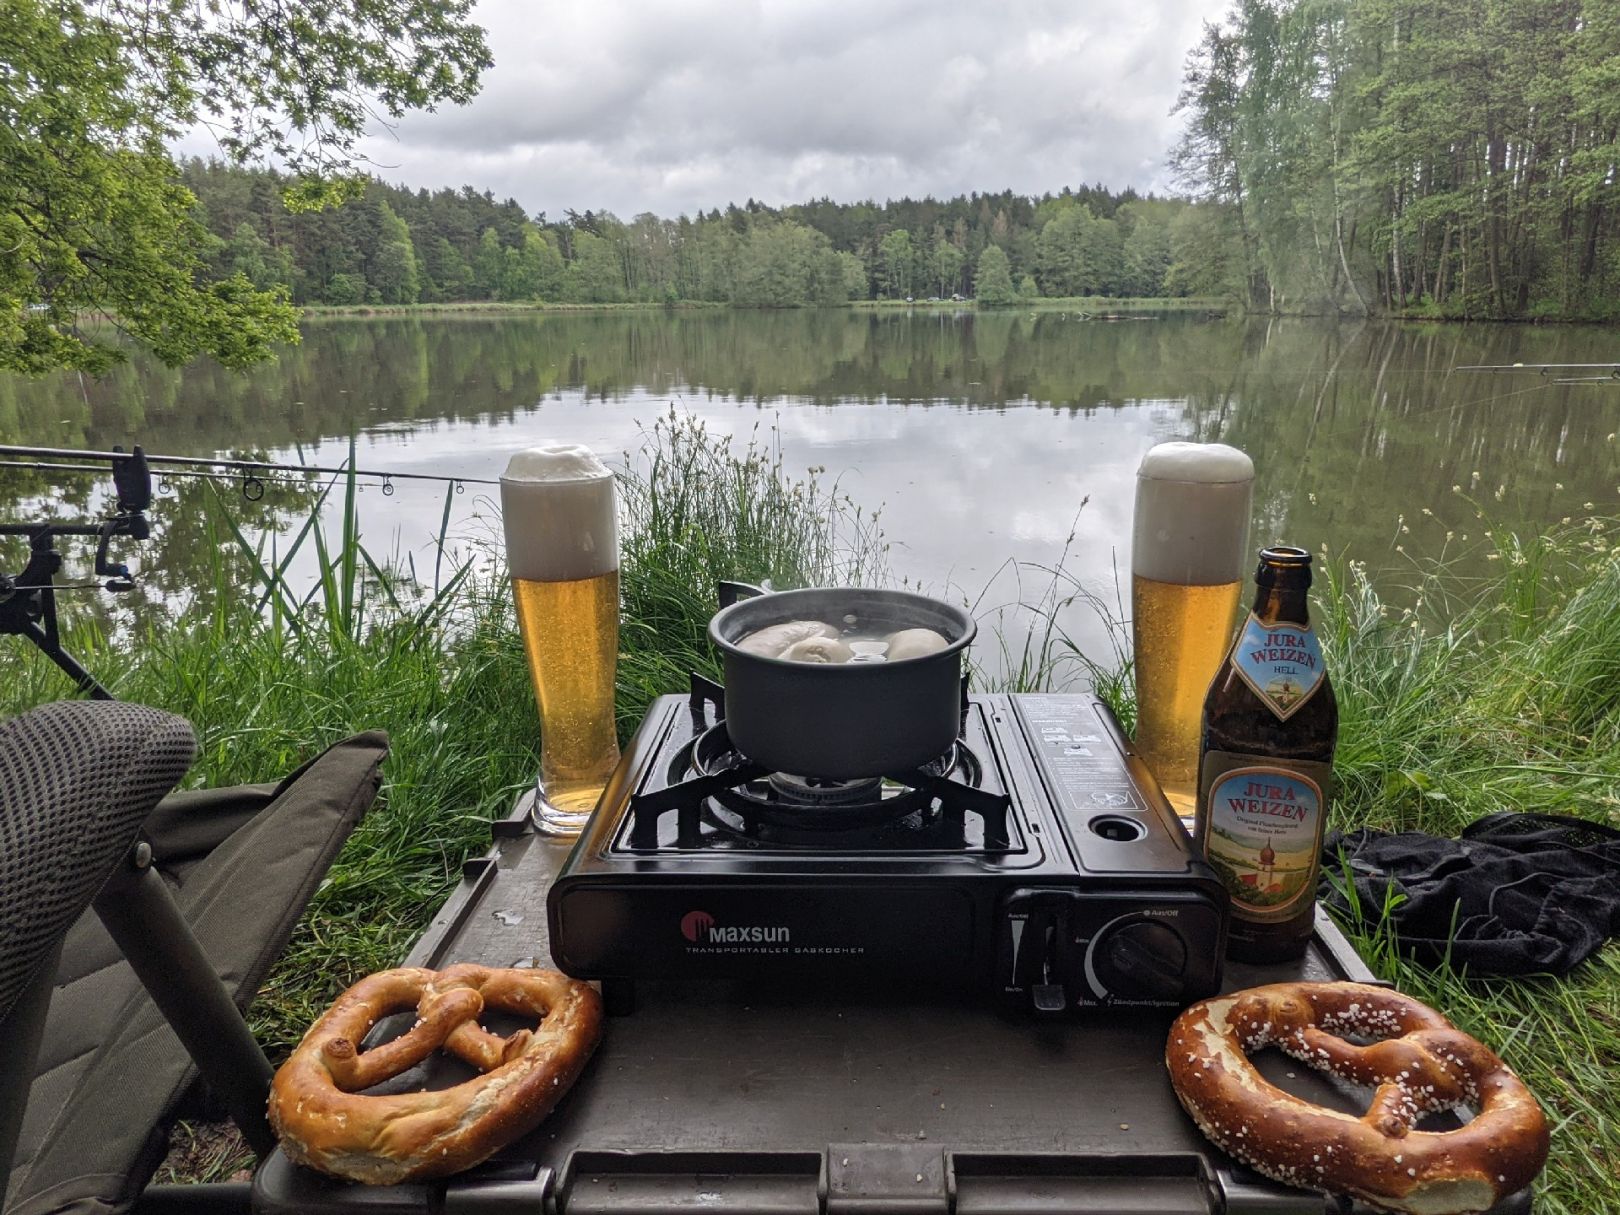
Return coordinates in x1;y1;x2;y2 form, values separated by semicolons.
347;0;1220;220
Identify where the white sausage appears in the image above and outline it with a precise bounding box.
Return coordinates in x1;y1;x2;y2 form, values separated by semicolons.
778;635;855;664
736;619;835;657
885;628;950;661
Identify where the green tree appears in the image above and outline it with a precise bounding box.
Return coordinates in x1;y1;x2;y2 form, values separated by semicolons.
933;242;965;296
974;245;1018;306
370;202;420;304
565;231;626;303
508;226;565;300
472;227;505;298
838;251;869;301
1;0;489;372
879;229;914;298
420;236;474;302
222;222;293;292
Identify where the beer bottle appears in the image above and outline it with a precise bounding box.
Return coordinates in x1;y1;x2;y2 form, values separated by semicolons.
1196;547;1337;963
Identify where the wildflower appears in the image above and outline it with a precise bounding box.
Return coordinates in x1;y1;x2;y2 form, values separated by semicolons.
1555;482;1565;490
1401;525;1410;535
1445;531;1454;541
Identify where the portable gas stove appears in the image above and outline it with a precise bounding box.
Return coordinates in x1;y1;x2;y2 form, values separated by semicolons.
548;675;1229;1013
257;676;1534;1215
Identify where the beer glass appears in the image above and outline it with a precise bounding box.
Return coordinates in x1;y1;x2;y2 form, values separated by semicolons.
1131;442;1254;818
501;445;621;836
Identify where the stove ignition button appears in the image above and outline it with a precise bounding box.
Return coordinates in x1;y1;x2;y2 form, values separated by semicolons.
996;889;1081;1014
1032;923;1066;1013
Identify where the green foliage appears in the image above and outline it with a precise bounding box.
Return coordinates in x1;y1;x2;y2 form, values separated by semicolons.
175;163;1228;312
974;245;1018;306
879;228;915;298
1175;0;1620;318
0;0;489;373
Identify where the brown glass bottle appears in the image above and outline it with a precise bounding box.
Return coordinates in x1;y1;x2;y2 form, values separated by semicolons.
1196;547;1337;963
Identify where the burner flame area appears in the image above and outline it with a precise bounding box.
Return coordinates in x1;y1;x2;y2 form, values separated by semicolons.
620;677;1014;854
765;771;886;806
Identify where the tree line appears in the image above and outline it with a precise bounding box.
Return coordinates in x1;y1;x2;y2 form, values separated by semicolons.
180;161;1227;309
1176;0;1620;320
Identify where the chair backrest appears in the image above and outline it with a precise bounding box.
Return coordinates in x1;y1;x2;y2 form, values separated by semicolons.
0;701;196;1193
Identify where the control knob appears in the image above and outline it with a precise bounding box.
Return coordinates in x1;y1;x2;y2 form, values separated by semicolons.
1087;916;1188;1003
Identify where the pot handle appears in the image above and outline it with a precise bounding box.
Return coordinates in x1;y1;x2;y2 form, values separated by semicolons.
717;580;770;609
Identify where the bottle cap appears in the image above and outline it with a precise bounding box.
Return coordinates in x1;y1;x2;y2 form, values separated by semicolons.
1255;546;1312;587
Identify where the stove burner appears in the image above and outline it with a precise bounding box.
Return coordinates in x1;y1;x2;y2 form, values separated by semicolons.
765;771;885;806
624;674;1013;850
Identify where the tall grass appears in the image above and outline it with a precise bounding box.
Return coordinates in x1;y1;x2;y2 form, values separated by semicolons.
1;425;1614;1209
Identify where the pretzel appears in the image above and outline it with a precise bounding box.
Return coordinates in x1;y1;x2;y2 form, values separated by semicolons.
1166;982;1548;1214
269;963;603;1184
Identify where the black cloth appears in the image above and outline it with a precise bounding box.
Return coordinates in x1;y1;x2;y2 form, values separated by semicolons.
1321;812;1620;976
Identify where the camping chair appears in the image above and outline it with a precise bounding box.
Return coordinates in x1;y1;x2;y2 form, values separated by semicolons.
1;701;388;1215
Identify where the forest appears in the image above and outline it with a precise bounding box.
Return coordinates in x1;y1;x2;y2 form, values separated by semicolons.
176;0;1620;320
1176;0;1620;319
179;161;1208;309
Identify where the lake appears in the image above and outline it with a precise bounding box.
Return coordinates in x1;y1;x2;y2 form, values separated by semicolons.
3;309;1617;681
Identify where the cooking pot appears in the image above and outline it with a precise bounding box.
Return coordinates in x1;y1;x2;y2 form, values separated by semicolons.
707;583;976;779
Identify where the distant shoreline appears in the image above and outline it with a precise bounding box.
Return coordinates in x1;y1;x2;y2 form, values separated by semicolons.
299;296;1230;319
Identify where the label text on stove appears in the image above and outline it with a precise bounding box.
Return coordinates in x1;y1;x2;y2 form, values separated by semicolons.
681;909;790;944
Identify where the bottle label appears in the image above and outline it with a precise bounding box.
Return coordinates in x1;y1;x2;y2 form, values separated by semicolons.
1231;614;1325;721
1197;752;1331;922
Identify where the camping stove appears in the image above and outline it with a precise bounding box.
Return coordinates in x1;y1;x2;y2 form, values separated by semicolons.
548;676;1228;1012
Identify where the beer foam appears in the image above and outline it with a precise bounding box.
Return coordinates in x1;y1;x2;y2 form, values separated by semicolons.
1132;442;1254;586
500;445;618;582
1136;441;1254;485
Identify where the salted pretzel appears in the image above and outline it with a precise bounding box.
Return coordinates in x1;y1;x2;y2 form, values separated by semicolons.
1166;982;1548;1214
269;963;603;1184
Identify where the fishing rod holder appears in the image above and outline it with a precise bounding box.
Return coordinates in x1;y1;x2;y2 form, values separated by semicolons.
0;446;152;699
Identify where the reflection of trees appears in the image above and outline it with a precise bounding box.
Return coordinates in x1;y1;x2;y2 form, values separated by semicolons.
3;311;1616;625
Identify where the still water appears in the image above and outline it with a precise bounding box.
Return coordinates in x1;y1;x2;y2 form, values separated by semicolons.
2;309;1617;676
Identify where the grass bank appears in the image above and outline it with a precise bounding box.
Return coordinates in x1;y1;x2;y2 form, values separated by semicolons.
300;300;729;318
849;295;1228;313
1;425;1614;1210
301;296;1228;319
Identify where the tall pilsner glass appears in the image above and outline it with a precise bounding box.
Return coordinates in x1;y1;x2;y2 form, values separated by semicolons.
1131;442;1254;818
501;445;621;836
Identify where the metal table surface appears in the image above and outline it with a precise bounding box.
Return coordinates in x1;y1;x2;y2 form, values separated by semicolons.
252;809;1533;1215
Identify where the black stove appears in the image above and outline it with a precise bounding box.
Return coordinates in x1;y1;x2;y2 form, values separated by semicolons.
548;676;1229;1012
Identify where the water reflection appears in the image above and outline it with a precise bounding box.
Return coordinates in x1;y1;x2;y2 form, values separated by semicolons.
2;311;1617;678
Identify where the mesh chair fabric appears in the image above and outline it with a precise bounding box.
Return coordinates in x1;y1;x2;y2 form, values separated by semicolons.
0;702;196;1024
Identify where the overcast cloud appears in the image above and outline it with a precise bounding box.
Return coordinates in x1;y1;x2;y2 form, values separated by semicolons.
335;0;1218;220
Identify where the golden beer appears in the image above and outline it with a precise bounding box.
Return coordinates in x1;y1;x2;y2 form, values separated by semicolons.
1131;575;1243;805
1130;443;1254;817
501;446;621;835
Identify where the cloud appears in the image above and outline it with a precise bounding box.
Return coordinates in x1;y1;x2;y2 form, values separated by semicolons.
350;0;1216;218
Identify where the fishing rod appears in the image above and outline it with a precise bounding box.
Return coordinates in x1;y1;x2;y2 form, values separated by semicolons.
1455;362;1620;378
0;442;494;698
0;443;498;501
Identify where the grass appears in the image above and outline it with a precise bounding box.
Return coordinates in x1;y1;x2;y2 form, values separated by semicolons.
849;294;1228;312
2;423;1616;1210
300;300;729;317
